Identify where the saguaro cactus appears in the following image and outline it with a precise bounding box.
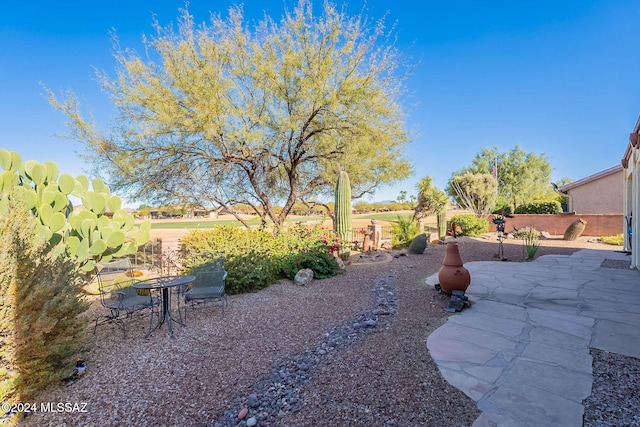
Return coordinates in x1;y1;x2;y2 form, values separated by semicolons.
333;171;352;260
437;210;447;241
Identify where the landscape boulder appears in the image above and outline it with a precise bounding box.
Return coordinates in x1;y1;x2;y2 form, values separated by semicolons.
294;268;314;286
409;233;428;254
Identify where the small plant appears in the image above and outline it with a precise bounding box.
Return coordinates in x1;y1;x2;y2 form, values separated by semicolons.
600;234;624;246
391;215;420;248
517;226;541;260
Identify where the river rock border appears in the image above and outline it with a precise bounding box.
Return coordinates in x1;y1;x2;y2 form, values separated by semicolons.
212;271;399;427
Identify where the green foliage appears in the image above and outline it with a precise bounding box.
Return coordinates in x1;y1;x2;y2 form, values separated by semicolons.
0;197;88;409
446;172;497;216
179;227;281;294
513;201;562;214
492;205;513;216
513;226;541;259
414;175;448;218
391;215;421;248
454;145;554;210
600;234;623;246
49;0;412;228
282;251;339;280
450;214;489;237
179;224;340;293
0;149;149;272
334;171;352;259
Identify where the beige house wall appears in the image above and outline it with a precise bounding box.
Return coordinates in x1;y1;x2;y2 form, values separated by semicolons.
565;170;624;214
622;115;639;269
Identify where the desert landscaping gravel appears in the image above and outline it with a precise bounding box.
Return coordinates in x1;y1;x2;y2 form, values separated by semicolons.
18;235;639;426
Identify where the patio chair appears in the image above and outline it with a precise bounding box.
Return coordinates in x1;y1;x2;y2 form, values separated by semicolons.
184;254;227;318
94;258;159;337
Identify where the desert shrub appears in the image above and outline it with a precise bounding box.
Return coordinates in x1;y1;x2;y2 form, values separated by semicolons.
511;226;542;240
180;224;340;293
0;201;88;414
514;201;562;214
391;215;421;248
180;227;283;294
512;226;541;259
600;234;624;246
449;214;489;237
276;223;340;279
282;250;338;279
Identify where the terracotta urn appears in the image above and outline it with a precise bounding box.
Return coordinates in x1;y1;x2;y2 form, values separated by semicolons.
438;242;470;293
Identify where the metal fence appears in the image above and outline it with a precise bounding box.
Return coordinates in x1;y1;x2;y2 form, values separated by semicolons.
349;226;394;244
131;239;161;269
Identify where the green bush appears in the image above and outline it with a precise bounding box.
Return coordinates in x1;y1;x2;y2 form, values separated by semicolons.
449;214;489;237
0;200;88;413
282;250;338;279
179;227;283;294
391;215;421;248
514;201;562;214
179;224;340;293
492;205;513;216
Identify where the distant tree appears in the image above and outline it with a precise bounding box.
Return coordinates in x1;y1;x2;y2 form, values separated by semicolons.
48;1;411;230
552;177;574;208
446;172;497;217
353;201;371;213
136;204;152;217
414;175;448;218
456;146;553;210
554;177;574;187
397;191;408;204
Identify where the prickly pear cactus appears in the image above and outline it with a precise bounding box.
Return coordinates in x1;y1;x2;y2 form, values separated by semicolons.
0;149;150;271
333;171;352;260
563;218;586;241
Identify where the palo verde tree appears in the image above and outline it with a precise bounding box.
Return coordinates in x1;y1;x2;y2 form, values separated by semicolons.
453;145;553;210
48;1;412;230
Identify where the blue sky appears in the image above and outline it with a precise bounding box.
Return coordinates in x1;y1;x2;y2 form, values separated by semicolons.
2;0;639;207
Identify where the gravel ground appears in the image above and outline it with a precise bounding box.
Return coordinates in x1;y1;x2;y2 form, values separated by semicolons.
16;234;638;427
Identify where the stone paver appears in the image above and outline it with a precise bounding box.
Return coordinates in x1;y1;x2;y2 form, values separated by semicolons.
425;249;640;427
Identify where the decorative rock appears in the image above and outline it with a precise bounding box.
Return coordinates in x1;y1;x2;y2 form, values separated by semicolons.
247;394;260;408
335;257;346;270
212;274;399;427
399;248;409;257
540;231;551;239
381;240;393;250
409;233;428;254
294;268;314;286
238;407;248;419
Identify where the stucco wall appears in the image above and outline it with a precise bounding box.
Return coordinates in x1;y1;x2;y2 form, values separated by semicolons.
565;170;623;214
487;213;624;237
